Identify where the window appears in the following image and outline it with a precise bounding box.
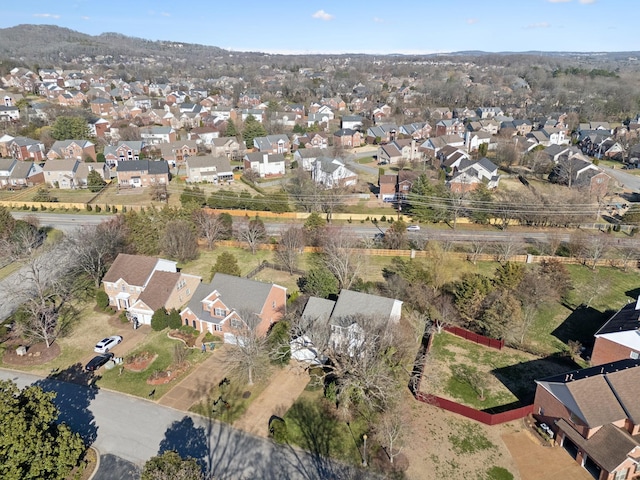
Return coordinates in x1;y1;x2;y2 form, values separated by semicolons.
214;308;226;317
614;469;628;480
230;318;242;329
177;279;186;291
214;324;222;332
631;351;639;360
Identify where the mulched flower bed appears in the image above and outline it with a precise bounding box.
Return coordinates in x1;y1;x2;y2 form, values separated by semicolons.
168;330;199;347
123;351;157;372
146;363;190;385
2;341;61;366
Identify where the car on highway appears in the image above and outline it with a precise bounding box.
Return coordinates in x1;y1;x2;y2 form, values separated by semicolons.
94;335;123;353
85;352;114;372
406;225;421;232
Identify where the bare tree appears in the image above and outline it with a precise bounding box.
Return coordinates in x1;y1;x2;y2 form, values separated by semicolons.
291;312;411;416
65;216;128;287
468;238;488;265
235;217;266;255
11;244;76;348
492;237;524;263
161;219;199;263
320;227;363;290
582;234;611;270
224;310;270;385
614;243;640;272
275;225;304;274
192;209;226;250
515;267;558;344
374;404;409;466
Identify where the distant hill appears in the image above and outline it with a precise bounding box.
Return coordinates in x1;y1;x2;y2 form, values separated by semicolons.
0;24;228;66
0;24;638;71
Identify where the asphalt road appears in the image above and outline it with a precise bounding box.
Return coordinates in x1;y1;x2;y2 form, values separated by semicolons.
0;370;369;480
11;212;114;233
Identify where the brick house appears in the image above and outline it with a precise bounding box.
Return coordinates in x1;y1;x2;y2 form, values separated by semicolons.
379;174;398;202
0;159;43;189
127;271;202;325
7;136;46;161
116;160;169;188
47;140;96;161
103;141;145;168
434;119;465;138
533;359;640;480
252;134;291;154
591;298;640;365
180;273;287;341
333;128;362;149
90;97;115;117
102;253;201;324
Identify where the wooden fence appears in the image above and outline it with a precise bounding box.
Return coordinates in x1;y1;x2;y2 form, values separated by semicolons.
444;326;504;350
414;392;533;425
410;331;533;425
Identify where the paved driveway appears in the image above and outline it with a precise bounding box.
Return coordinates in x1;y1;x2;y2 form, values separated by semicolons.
502;431;592;480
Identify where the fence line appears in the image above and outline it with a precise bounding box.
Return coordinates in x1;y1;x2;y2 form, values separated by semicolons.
444;326;504;350
410;331;533;425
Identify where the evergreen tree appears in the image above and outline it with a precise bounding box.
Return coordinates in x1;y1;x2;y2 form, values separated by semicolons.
50;116;91;140
225;119;238;138
241;115;267;149
87;170;106;193
0;380;85;480
210;251;241;278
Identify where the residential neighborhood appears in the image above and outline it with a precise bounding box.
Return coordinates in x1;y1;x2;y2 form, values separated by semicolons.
2;17;640;480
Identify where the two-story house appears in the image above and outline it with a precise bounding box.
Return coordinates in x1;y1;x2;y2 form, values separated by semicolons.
434;119;465;138
102;254;200;324
140;126;176;145
185;156;234;184
116;160;170;188
591;298;640;365
333;128;362;149
252;134;291;154
103;141;146;168
42;159;109;189
0;158;43;189
243;152;286;178
180;273;287;341
47;140;96;162
533;359;640;480
311;157;358;189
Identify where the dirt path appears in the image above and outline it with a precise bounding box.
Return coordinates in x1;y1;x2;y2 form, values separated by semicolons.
502;431;592;480
233;362;310;437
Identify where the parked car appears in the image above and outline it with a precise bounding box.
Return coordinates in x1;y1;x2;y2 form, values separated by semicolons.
406;225;421;232
94;335;123;353
85;353;114;372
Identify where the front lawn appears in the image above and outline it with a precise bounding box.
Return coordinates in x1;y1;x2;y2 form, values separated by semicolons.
282;390;368;466
96;330;211;399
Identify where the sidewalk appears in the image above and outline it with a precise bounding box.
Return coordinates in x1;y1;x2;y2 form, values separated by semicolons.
158;344;229;411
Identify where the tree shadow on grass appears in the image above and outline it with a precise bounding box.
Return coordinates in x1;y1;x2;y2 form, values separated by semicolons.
491;355;581;408
33;362;99;445
551;304;614;354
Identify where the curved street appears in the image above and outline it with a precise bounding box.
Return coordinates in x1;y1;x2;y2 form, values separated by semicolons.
0;369;368;480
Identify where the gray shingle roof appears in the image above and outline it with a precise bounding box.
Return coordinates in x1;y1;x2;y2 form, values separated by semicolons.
116;160;169;174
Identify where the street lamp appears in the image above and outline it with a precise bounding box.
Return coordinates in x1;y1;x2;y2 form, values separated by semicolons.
362;434;368;467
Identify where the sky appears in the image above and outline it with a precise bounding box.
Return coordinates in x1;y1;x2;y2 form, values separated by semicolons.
0;0;638;55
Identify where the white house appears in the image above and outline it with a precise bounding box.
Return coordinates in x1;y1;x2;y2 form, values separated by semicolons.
243;152;286;178
312;157;358;188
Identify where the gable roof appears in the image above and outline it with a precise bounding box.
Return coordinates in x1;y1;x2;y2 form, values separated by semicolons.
210;273;281;315
557;420;640;472
136;271;182;311
186;155;232;171
244;152;285;164
595;301;640;336
103;254;159;286
536;358;640;428
117;160;169;174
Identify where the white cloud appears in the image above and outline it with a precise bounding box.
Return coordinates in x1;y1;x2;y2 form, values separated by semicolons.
161;12;171;17
373;17;384;23
525;22;551;29
466;18;478;25
33;13;61;19
579;0;596;4
81;16;90;20
312;9;334;21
